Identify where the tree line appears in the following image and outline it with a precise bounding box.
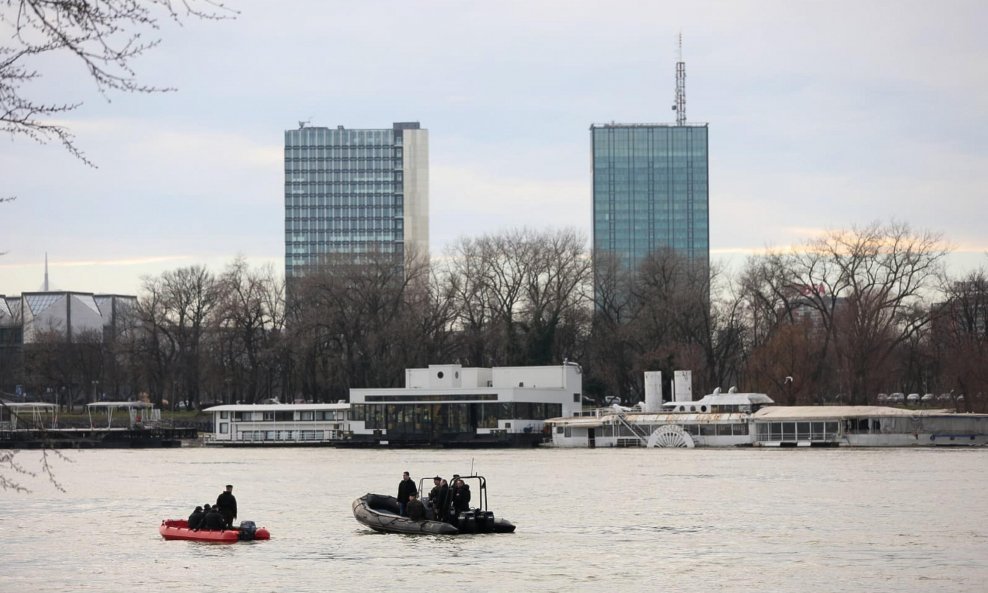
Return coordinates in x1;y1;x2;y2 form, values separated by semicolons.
7;222;987;413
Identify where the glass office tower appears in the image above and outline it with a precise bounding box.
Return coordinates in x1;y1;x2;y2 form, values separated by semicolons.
284;122;428;278
591;123;709;278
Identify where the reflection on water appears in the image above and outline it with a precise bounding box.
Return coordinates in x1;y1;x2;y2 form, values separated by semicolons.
2;448;987;593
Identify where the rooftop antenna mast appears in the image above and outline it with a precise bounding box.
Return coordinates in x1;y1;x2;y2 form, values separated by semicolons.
674;32;686;126
43;252;49;291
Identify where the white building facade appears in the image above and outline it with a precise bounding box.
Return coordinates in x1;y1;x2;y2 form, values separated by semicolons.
348;364;583;446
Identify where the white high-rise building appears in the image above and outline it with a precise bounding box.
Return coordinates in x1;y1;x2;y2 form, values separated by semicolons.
284;122;429;278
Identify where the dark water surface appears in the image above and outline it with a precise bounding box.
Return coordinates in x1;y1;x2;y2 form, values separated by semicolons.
2;447;986;593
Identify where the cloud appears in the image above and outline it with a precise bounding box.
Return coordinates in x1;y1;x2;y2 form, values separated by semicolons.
430;164;589;249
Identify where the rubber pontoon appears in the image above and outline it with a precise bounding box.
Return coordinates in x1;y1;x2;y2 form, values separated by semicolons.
353;494;460;534
159;519;270;543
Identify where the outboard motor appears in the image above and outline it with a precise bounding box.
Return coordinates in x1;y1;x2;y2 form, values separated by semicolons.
238;520;258;541
456;510;478;533
480;510;495;532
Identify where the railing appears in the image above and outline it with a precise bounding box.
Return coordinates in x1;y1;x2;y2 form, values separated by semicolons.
612;413;650;447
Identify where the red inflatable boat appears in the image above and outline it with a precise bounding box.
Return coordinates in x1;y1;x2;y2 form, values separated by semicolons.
159;519;270;543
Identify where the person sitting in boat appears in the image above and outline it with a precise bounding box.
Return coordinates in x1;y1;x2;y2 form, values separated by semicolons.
187;506;205;530
406;493;426;521
451;477;471;516
201;504;226;531
397;471;418;516
216;484;238;529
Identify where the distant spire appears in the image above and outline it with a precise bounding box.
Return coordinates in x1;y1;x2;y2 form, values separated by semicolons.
44;252;49;291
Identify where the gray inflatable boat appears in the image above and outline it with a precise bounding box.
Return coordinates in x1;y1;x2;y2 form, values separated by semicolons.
352;493;460;535
352;475;516;535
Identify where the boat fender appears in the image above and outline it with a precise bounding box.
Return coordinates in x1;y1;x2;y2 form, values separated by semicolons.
238;520;257;541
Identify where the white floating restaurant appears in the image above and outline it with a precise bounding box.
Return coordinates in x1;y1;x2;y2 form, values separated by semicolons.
347;363;583;447
201;402;350;446
544;371;988;448
201;363;583;447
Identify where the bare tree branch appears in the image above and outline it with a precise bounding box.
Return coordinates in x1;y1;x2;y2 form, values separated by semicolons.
0;0;236;164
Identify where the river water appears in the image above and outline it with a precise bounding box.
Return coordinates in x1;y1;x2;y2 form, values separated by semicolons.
2;447;986;593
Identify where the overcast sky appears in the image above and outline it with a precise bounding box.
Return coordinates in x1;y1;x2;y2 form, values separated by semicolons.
2;0;986;296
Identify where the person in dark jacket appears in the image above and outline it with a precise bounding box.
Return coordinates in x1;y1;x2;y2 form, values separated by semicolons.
216;484;237;528
197;503;214;530
428;476;442;504
406;493;426;521
427;476;449;521
440;479;451;520
397;471;417;516
187;506;205;530
451;477;471;515
202;505;226;530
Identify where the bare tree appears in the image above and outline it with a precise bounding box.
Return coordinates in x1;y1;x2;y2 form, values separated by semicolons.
738;252;833;401
442;237;497;367
290;248;432;401
215;258;285;404
521;228;592;364
739;222;948;403
444;228;591;367
1;0;234;162
134;265;221;408
584;251;635;402
932;266;988;412
133;274;179;406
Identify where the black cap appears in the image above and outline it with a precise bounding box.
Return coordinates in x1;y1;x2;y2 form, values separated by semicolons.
194;506;202;512
433;476;441;480
452;474;460;479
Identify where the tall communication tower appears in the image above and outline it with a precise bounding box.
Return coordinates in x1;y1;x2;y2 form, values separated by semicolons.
674;33;686;126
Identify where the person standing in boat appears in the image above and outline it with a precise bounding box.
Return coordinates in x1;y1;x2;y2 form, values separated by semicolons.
451;477;471;516
428;476;449;521
216;484;238;528
439;479;451;520
397;471;418;516
406;493;426;521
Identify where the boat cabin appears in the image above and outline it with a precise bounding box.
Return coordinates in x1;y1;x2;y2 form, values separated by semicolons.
661;388;775;414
